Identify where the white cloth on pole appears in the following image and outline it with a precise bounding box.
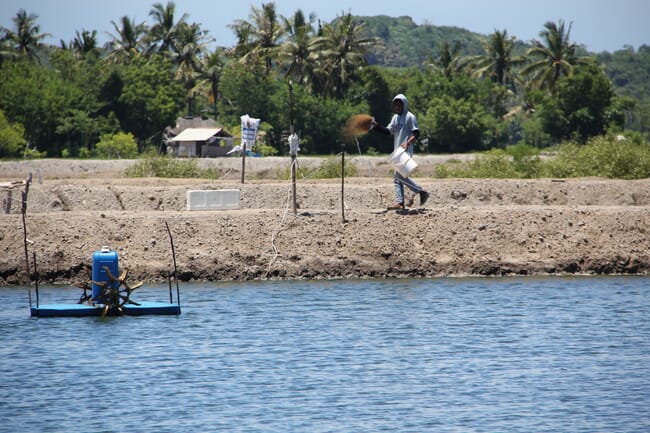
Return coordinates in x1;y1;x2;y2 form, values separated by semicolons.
288;133;300;156
240;114;261;150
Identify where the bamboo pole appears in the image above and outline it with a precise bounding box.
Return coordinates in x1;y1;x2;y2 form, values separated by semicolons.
341;146;346;224
21;174;33;306
289;81;297;215
241;142;246;184
164;221;180;306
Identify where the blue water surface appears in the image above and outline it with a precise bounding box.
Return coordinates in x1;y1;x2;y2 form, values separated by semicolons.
1;276;649;433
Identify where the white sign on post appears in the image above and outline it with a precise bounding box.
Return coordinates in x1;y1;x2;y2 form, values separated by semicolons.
240;114;261;151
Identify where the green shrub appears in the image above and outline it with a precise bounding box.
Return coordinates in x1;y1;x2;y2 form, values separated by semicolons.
78;147;92;158
23;147;46;159
543;135;650;179
505;143;543;178
0;110;26;158
95;132;138;159
436;134;650;179
256;142;279;156
436;149;518;178
124;156;222;179
540;142;583;178
316;155;358;178
275;155;358;179
274;162;318;180
520;115;553;148
365;146;380;156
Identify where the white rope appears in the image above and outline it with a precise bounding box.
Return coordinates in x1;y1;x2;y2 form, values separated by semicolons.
218;167;234;179
265;157;298;276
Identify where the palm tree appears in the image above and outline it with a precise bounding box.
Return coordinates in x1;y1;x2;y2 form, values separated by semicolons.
310;12;378;98
521;20;594;94
226;20;254;59
0;9;50;62
148;1;188;55
278;9;316;84
172;21;212;115
0;28;17;64
104;16;148;64
464;30;524;90
71;29;99;59
193;49;226;118
427;40;463;80
227;2;284;74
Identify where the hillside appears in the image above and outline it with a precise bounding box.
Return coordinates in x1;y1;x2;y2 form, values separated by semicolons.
358;15;485;67
356;15;650;106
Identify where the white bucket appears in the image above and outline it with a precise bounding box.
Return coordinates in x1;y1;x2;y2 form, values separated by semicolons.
389;147;418;177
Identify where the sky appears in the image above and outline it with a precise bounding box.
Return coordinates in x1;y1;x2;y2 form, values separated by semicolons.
2;0;649;53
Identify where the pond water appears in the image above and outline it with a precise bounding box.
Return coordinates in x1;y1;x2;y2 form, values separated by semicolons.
1;276;649;432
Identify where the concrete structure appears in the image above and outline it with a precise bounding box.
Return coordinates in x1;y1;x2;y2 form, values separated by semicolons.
186;189;241;211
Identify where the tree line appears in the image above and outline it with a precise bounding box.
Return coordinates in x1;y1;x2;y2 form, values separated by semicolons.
0;2;647;158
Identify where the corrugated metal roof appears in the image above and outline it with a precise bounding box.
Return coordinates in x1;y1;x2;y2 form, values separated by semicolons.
171;128;222;142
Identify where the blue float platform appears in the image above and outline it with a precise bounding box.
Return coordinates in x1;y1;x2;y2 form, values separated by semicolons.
31;301;181;318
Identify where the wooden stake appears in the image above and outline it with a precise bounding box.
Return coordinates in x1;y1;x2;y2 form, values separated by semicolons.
241;143;246;184
341;147;346;224
164;221;180;306
289;81;297;215
20;174;33;306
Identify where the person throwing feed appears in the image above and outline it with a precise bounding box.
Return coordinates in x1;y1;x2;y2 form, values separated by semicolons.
371;94;429;210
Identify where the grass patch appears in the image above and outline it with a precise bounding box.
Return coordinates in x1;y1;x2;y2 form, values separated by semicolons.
436;135;650;179
275;155;358;180
124;156;222;179
545;136;650;179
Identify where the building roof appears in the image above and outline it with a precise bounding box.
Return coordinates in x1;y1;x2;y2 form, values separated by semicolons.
167;116;220;136
170;128;224;142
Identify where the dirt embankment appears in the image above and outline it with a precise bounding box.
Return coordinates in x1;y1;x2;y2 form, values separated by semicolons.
1;157;649;285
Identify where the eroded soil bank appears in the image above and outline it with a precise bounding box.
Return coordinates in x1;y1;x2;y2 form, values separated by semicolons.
1;158;648;285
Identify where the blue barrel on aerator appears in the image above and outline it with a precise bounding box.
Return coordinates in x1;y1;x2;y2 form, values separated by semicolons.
92;246;119;302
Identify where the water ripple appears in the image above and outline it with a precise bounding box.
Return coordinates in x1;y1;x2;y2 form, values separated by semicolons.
1;276;649;432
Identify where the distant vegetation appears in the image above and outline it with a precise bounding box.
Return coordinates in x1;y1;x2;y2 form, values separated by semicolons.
436;133;650;179
274;155;358;180
124;156;222;179
359;15;486;66
1;3;648;180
